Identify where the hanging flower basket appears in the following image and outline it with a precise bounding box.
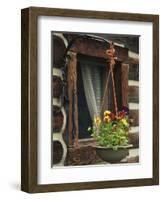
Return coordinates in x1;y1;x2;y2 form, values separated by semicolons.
86;43;133;163
95;144;132;163
88;106;133;163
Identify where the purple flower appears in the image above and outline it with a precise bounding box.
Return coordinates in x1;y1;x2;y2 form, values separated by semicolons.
122;106;129;115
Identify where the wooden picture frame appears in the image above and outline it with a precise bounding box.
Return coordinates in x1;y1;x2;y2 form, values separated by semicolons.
21;7;159;193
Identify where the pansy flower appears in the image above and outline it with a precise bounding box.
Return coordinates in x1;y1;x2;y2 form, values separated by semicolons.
110;112;115;120
103;115;111;123
104;110;111;117
119;111;125;119
121;118;129;127
94;116;101;127
104;110;115;120
122;106;129;115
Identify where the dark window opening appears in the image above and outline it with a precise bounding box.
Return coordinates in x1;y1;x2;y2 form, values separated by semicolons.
77;54;110;139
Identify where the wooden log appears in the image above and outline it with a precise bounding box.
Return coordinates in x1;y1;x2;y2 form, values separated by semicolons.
67;145;102;166
53;105;61;112
67;52;79;146
127;57;139;65
69;37;128;62
121;63;129;107
67;54;73;146
129;110;139;126
128;132;139;148
128;63;139;81
108;62;122;112
53;76;63;98
53;141;63;164
101;67;109;114
114;62;123;111
128;97;139;103
128;85;139;97
52;35;66;68
72;53;79;146
115;46;129;63
53;109;64;132
128;85;139;103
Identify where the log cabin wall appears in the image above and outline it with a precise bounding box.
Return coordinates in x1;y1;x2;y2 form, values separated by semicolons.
52;33;68;166
52;33;139;166
127;56;139;148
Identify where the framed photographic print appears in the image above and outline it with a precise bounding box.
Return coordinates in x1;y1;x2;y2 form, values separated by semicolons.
21;7;159;193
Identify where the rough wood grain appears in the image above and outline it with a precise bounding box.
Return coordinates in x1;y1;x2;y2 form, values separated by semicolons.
67;52;79;146
128;85;139;103
53;141;64;164
128;63;139;81
127;57;139;65
129;110;139;126
128;133;139;148
53;109;64;132
53;76;63;98
72;53;79;146
101;67;109;114
69;37;128;62
121;63;129;106
67;144;102;166
52;34;66;68
67;55;73;146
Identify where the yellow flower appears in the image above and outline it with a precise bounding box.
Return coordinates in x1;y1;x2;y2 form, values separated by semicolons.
94;116;101;127
104;110;111;117
103;116;111;123
121;119;128;127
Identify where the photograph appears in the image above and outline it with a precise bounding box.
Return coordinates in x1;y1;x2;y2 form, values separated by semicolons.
21;7;159;192
52;32;140;167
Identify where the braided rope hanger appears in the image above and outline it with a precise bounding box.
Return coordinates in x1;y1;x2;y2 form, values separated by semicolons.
100;42;118;117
